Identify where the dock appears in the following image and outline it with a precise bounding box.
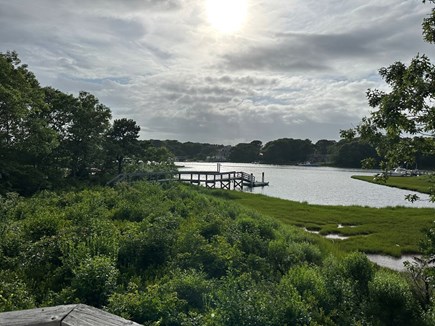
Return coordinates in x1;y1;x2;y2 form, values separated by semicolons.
107;171;269;190
176;171;269;190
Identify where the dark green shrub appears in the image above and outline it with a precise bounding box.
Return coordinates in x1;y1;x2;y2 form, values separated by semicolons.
118;214;179;272
212;273;277;326
71;256;119;307
0;270;35;312
164;269;211;311
275;273;313;325
108;282;184;325
284;265;329;308
368;270;420;326
342;252;374;296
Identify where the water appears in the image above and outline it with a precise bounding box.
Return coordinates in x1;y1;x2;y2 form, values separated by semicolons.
366;254;417;271
178;162;435;208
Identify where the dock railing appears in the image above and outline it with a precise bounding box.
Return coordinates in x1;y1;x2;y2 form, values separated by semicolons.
107;170;266;190
0;304;142;326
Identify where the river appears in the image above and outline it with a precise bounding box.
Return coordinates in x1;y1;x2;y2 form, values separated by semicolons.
178;162;435;208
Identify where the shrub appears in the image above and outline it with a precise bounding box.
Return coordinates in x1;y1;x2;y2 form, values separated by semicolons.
342;252;374;297
0;270;35;312
71;256;119;307
368;270;420;326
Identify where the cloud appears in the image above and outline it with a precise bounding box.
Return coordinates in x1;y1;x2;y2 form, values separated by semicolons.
1;0;435;144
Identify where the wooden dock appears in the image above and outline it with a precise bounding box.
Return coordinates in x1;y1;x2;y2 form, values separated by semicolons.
107;171;269;190
0;304;141;326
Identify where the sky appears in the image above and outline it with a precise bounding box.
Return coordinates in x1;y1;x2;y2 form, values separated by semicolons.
1;0;435;145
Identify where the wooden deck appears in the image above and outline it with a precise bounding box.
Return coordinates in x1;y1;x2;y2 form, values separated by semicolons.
0;304;141;326
107;171;269;190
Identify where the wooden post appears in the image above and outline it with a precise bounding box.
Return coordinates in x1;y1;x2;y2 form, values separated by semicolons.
250;173;254;188
262;172;264;183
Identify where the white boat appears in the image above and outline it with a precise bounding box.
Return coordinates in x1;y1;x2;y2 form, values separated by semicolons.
388;167;411;176
297;161;320;167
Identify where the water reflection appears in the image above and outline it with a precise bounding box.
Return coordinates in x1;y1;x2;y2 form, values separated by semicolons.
178;162;435;208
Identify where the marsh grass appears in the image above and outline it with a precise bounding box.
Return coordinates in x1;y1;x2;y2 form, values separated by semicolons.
352;175;433;194
206;189;435;257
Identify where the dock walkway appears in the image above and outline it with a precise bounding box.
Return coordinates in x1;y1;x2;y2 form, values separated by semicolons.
107;171;269;190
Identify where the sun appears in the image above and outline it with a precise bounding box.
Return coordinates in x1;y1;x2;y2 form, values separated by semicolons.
205;0;248;34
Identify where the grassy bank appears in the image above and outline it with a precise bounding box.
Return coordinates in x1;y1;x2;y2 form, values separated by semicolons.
207;189;435;257
352;175;433;194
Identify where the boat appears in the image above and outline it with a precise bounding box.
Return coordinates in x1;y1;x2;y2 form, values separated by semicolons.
388;167;411;177
297;161;320;167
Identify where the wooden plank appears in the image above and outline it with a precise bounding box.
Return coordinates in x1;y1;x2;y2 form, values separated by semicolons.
0;305;76;326
62;305;142;326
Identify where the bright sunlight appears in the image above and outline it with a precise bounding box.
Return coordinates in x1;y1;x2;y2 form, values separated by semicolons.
205;0;248;34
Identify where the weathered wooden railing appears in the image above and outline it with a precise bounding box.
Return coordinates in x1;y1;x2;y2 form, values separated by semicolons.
107;171;267;189
0;304;141;326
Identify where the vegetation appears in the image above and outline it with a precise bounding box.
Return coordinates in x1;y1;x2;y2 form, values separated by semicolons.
341;0;435;202
352;175;434;195
1;181;434;325
228;140;262;163
0;51;174;196
210;189;435;257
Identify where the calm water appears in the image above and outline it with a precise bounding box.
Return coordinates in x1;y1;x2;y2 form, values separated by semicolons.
178;162;435;208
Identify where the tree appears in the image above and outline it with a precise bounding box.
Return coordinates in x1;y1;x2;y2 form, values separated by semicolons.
228;140;262;163
343;1;435;202
65;92;112;178
333;139;379;168
0;51;58;194
261;138;314;164
106;118;141;174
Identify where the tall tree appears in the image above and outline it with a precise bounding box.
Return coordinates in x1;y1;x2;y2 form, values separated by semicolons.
261;138;314;164
65;92;112;178
0;52;57;194
343;1;435;201
229;140;262;163
106;118;140;174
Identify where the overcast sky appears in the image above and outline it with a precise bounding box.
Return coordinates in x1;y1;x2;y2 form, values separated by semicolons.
1;0;434;144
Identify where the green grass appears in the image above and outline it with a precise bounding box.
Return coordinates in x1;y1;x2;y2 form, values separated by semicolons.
207;189;435;257
352;175;433;194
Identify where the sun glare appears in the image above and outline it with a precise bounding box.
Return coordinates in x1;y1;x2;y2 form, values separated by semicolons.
205;0;248;34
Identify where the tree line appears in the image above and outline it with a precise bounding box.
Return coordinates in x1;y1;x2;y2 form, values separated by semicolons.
159;137;434;169
0;51;174;196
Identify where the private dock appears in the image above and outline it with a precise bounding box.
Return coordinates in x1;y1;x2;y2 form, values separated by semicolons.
107;171;269;190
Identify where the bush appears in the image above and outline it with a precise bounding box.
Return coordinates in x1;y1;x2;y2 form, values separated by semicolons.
0;270;35;312
71;256;119;307
342;252;374;297
368;270;420;326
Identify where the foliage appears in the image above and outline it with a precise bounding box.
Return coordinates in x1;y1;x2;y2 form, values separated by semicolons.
223;190;435;256
341;2;435;201
150;140;225;161
228;141;262;163
368;270;420;325
0;52;175;196
105;118;141;174
332;139;379;168
71;256;119;307
261;138;314;164
0;182;433;325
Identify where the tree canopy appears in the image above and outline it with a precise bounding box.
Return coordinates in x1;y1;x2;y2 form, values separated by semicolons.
0;51;170;195
342;1;435;201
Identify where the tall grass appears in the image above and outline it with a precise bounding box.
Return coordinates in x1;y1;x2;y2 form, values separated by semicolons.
206;189;435;256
